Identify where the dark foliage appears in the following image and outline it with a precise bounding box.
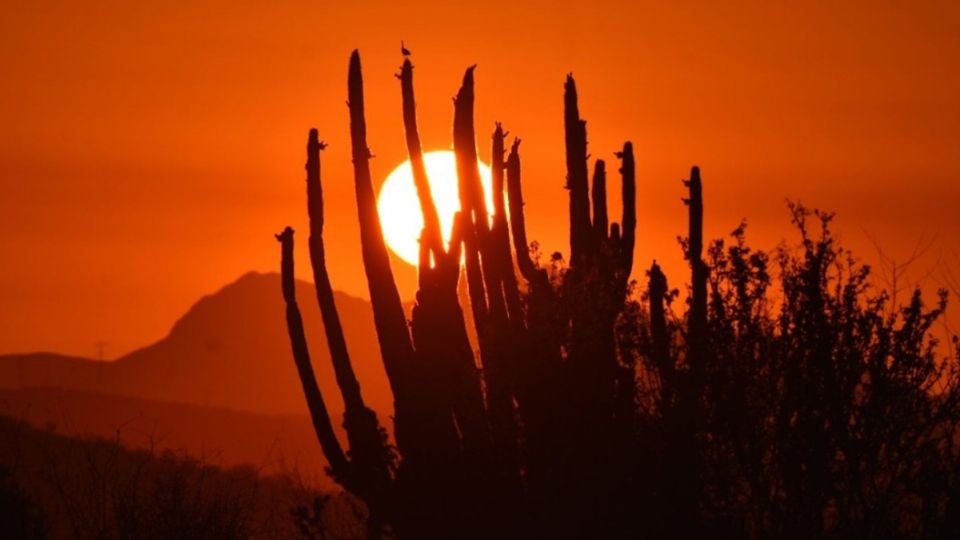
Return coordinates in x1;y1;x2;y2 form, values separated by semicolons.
278;50;960;539
0;414;358;539
0;463;47;539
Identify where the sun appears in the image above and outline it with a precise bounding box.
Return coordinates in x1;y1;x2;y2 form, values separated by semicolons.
377;151;494;266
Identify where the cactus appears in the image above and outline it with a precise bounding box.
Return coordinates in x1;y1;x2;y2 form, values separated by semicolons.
347;51;416;407
282;51;641;538
451;66;524;512
275;227;351;486
564;75;593;267
639;165;706;536
618;142;637;281
399;58;444;260
648;261;672;403
684;165;707;376
591;160;608;243
399;59;488;470
491;124;524;324
562;77;637;422
304;128;393;524
505;139;547;288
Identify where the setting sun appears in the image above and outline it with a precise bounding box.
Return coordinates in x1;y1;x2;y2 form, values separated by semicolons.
377;150;494;266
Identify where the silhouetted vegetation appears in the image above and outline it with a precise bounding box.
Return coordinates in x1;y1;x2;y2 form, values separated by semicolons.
0;462;46;539
278;49;960;539
0;414;362;539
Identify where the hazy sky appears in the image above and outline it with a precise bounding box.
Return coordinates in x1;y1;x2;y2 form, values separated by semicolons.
1;1;958;358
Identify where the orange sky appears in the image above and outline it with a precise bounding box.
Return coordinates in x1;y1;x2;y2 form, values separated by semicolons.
1;1;958;358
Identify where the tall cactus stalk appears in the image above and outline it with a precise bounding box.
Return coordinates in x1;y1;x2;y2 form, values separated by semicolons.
591;160;608;243
453;71;491;338
491;124;524;324
303;129;393;524
670;165;706;536
648;261;672;404
451;66;497;364
564;75;592;267
505;139;548;288
399;58;444;260
618;142;637;282
454;66;509;326
347;51;416;405
684;165;707;386
275;227;351;484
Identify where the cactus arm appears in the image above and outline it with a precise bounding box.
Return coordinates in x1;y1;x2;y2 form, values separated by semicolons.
453;67;491;233
305;129;366;411
399;57;445;260
461;218;490;329
618;142;636;279
505;139;548;285
685;166;707;341
453;66;495;325
564;75;592;266
448;212;465;267
347;50;415;395
492;125;524;323
591;159;608;243
275;227;351;485
683;166;708;391
304;129;393;511
491;124;508;221
648;261;672;382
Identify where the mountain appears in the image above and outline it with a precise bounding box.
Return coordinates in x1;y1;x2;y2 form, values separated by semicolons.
0;386;330;485
0;272;400;483
0;272;395;419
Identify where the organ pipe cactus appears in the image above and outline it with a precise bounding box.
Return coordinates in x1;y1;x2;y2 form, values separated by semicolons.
684;165;707;384
279;49;655;538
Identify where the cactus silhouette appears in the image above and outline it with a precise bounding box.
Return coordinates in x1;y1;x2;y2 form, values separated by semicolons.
276;226;350;485
277;49;960;539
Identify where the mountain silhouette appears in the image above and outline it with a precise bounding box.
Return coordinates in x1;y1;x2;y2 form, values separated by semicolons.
0;272;399;484
0;385;332;486
0;271;394;419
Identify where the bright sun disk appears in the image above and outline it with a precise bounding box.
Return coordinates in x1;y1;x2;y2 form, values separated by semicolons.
377;151;494;266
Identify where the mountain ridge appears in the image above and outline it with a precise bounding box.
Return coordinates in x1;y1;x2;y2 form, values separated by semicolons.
0;271;402;483
0;271;395;419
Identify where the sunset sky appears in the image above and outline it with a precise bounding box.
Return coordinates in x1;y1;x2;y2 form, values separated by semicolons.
2;1;958;358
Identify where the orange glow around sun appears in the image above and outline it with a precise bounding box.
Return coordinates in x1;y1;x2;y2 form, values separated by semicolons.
377;151;494;266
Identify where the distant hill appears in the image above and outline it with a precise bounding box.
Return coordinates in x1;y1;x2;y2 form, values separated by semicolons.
0;386;330;486
0;272;394;418
0;271;399;484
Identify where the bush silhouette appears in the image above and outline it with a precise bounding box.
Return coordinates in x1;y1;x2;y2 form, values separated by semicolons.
0;414;353;539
